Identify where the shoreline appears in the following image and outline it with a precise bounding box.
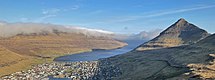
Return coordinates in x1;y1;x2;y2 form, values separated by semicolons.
0;44;127;78
53;44;128;62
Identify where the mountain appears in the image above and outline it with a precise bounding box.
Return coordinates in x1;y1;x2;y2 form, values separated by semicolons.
0;22;114;38
0;22;127;77
130;29;162;40
0;21;7;26
136;18;209;51
92;19;215;80
113;29;161;41
195;33;215;49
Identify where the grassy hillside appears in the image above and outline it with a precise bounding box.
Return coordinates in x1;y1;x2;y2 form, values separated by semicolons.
0;33;127;77
93;18;214;80
0;45;42;76
96;34;215;80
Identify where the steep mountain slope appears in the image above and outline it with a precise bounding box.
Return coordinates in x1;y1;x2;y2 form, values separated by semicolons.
0;33;125;58
195;33;215;49
0;22;127;77
136;18;209;51
96;40;215;80
93;19;215;80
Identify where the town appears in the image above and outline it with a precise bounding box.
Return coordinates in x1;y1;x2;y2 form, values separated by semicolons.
1;61;99;80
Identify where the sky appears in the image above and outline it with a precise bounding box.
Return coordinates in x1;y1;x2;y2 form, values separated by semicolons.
0;0;215;34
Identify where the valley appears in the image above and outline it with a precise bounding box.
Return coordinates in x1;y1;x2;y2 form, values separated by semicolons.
1;18;215;80
0;23;127;77
0;1;215;80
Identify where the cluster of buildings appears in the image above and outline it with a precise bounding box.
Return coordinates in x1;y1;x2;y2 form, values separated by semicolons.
1;61;99;80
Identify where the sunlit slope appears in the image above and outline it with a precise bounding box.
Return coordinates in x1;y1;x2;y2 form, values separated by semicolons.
0;33;126;57
0;45;41;77
0;32;126;77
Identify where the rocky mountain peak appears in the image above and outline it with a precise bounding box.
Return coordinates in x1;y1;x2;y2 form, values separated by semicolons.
177;18;187;24
160;18;193;35
136;18;209;51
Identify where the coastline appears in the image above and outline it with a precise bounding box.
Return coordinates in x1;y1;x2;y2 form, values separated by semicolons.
53;43;128;62
0;43;127;78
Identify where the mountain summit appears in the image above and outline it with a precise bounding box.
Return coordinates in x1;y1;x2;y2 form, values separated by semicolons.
136;18;209;51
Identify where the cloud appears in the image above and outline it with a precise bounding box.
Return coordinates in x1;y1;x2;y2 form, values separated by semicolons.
20;18;29;22
42;8;61;15
34;15;57;22
62;5;80;11
108;4;215;23
0;21;114;38
36;5;80;22
71;5;80;10
143;4;215;18
42;5;80;15
89;10;103;15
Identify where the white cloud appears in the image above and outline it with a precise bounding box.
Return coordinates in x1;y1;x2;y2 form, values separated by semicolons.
107;4;215;23
89;10;103;15
34;15;56;22
20;18;29;22
142;4;215;18
71;5;80;10
42;8;61;15
62;5;80;11
34;4;81;23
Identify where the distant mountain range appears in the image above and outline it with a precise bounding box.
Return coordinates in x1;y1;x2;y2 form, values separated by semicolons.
0;22;115;38
95;18;215;80
0;21;157;41
113;29;162;41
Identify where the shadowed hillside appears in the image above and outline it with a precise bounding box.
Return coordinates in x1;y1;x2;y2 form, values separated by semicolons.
93;19;215;80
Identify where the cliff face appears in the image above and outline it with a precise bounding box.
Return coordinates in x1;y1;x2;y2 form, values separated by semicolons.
136;18;209;51
94;19;215;80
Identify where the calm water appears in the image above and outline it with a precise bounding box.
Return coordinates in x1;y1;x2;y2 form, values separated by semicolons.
51;40;144;80
54;40;144;62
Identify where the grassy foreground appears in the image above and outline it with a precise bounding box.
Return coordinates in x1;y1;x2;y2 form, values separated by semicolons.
0;48;91;77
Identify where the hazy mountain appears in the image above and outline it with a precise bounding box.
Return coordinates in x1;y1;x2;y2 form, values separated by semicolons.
113;29;162;41
130;29;162;40
136;18;209;51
